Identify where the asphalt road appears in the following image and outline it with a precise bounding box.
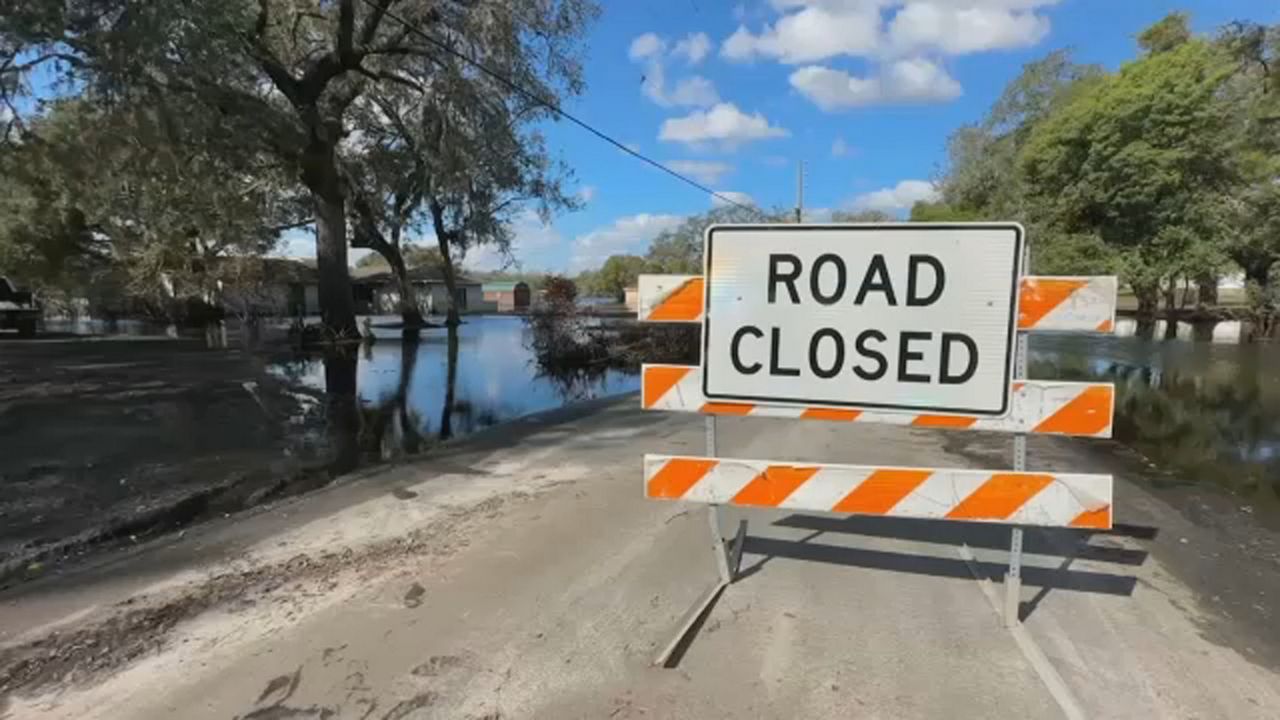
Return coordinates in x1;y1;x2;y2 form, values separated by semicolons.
2;397;1278;719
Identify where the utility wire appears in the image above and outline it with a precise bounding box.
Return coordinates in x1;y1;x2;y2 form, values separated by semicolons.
357;0;754;211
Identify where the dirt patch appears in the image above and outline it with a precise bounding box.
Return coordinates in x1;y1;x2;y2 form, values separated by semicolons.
0;337;332;586
0;491;530;699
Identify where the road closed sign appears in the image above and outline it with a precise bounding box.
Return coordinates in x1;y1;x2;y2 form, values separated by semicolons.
701;224;1023;416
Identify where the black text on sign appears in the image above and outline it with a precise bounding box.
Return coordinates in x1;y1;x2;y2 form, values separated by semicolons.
701;224;1023;416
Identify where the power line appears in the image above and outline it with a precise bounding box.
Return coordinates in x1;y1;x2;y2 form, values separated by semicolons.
357;0;754;211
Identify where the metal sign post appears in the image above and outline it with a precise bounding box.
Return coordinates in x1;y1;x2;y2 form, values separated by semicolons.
1006;242;1032;628
1006;329;1029;628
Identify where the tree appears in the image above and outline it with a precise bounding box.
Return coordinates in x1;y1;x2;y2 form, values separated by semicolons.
595;255;647;301
0;98;301;318
1139;12;1193;54
906;202;980;222
830;209;894;223
354;244;445;271
644;205;772;274
1019;27;1237;315
1218;22;1280;297
406;10;593;326
542;275;577;304
2;0;598;337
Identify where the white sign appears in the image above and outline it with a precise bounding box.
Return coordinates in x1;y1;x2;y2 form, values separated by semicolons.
701;224;1023;416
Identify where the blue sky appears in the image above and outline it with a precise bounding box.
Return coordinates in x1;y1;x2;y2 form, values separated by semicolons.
280;2;1270;272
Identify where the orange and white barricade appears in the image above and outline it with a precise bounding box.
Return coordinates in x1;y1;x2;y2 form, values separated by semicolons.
638;262;1119;665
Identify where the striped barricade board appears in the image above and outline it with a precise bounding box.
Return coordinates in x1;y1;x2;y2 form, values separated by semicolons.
642;364;1115;437
645;455;1113;529
639;274;1118;333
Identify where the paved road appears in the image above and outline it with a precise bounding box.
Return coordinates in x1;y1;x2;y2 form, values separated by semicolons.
3;397;1278;719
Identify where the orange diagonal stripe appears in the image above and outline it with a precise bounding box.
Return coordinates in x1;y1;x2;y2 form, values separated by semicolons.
946;473;1054;521
912;414;977;429
1070;506;1112;529
642;366;693;408
1032;385;1113;436
1096;318;1114;332
646;458;718;499
832;469;932;515
1018;278;1087;329
647;278;704;321
700;402;755;415
732;465;819;507
801;408;863;421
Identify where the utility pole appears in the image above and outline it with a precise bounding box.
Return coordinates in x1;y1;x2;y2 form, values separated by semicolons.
795;160;804;223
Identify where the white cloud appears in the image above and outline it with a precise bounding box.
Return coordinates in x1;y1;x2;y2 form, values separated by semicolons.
631;34;719;108
466;211;563;271
629;32;665;61
578;185;597;203
760;155;791;167
273;227;317;259
850;179;940;213
721;5;881;64
789;58;960;110
667;75;720;107
722;1;1057;64
666;160;734;185
712;191;756;208
831;136;852;157
673;32;712;64
569;214;684;272
888;2;1051;55
659;102;789;149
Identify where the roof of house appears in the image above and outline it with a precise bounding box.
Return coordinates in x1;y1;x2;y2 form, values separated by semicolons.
482;281;529;292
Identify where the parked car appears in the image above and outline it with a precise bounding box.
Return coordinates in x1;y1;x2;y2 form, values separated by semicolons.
0;276;40;337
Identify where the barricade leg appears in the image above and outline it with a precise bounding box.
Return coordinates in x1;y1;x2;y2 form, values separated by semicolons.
653;416;742;667
1005;526;1024;628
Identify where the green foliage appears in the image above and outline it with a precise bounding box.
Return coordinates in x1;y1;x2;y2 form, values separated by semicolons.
355;244;447;272
0;99;299;316
1;0;601;332
644;205;773;274
1019;34;1239;309
830;209;894;223
923;14;1280;322
1139;12;1193;54
907;202;981;222
594;255;647;301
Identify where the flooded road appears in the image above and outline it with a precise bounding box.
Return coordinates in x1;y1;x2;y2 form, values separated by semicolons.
268;316;639;467
259;313;1277;510
1031;327;1280;508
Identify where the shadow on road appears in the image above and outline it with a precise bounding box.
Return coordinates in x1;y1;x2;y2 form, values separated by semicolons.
736;513;1152;620
772;513;1152;566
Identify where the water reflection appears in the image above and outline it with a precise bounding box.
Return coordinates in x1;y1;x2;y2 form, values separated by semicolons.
1032;333;1280;504
274;316;639;471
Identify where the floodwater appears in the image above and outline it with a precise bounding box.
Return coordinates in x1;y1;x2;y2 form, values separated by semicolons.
1031;328;1280;504
268;315;639;470
47;312;1275;502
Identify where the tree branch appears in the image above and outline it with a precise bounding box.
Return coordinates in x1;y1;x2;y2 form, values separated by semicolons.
358;0;392;48
338;0;357;65
355;66;425;93
255;0;271;38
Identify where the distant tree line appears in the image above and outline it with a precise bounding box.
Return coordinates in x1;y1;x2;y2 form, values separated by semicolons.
573;204;894;301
